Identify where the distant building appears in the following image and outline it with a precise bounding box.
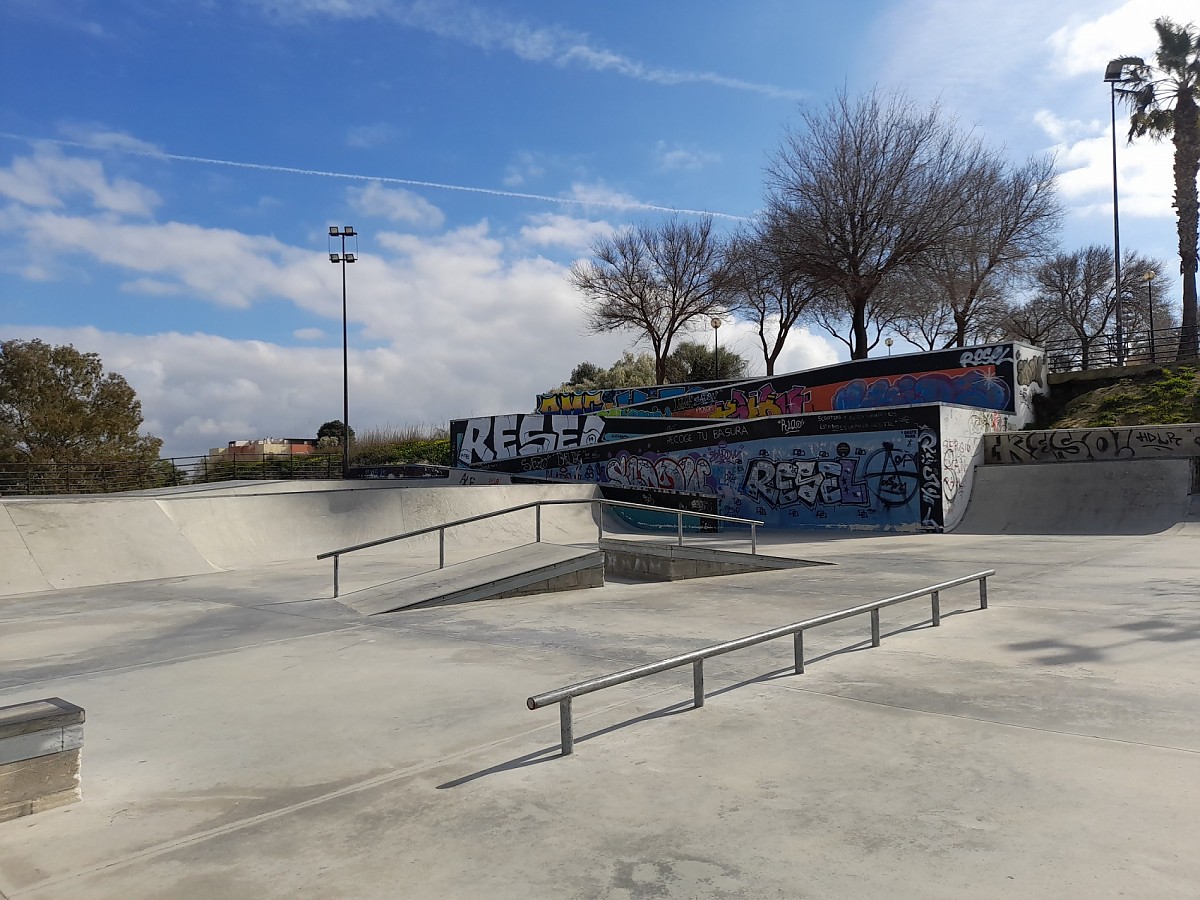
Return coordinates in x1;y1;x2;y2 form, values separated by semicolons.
207;438;319;459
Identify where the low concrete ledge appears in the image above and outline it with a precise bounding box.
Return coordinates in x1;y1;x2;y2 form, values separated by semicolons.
600;539;829;582
0;698;84;823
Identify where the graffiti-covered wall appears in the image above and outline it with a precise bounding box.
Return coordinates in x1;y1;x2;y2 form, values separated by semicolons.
986;425;1200;465
603;343;1043;428
449;413;703;467
939;407;1013;529
535;381;724;415
471;405;958;531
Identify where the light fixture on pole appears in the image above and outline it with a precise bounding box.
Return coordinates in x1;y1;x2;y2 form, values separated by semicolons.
885;337;894;356
328;226;357;479
1104;60;1130;367
710;317;722;380
1143;270;1157;362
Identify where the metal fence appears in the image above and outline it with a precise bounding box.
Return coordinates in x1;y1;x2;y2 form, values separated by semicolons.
0;451;346;497
1041;325;1198;373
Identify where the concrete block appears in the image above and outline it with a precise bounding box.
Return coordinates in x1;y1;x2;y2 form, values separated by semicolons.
0;697;85;741
0;724;84;765
0;785;81;823
0;749;81;810
0;698;84;822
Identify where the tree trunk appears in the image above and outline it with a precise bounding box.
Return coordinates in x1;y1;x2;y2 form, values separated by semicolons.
1174;93;1200;360
850;295;870;359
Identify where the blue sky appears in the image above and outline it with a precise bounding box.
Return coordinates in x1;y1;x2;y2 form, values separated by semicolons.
0;0;1193;457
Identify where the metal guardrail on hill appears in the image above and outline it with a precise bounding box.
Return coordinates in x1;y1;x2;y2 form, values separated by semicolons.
1041;325;1198;373
0;452;349;497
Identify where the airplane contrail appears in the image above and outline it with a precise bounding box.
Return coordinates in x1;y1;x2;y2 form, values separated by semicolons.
0;132;749;222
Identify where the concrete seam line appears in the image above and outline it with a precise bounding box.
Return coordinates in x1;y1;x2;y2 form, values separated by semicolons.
6;683;682;898
771;681;1200;756
0;624;371;690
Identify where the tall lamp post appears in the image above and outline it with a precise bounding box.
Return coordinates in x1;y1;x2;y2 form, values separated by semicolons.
329;226;357;478
710;317;722;380
1144;270;1157;362
1104;61;1131;367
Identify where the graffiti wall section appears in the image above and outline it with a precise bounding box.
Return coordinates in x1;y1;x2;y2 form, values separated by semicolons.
938;407;1013;530
602;342;1042;427
471;404;954;531
450;413;703;467
535;381;723;415
986;425;1200;465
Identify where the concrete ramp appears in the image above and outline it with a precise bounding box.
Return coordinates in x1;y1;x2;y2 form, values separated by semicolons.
600;539;828;581
341;543;604;615
953;459;1192;535
0;507;53;596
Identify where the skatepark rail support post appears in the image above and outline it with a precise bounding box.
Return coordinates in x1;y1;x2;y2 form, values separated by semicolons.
527;569;995;756
316;498;763;598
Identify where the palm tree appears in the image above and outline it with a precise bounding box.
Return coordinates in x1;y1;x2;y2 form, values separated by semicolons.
1111;17;1200;359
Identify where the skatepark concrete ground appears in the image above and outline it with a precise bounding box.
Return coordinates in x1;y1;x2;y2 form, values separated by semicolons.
2;470;1199;899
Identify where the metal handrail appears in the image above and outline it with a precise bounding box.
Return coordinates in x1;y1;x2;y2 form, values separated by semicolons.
527;569;995;755
316;497;764;598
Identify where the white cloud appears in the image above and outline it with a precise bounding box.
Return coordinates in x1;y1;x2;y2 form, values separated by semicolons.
0;146;160;216
293;327;326;340
249;0;803;100
564;181;643;213
120;278;183;296
1035;109;1175;218
0;209;312;308
1047;0;1198;78
654;142;721;172
56;123;164;157
347;181;445;227
517;213;613;251
502;150;547;188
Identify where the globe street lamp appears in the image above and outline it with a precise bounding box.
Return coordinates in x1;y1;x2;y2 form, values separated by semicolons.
1144;270;1157;362
710;317;722;380
1104;60;1132;367
328;226;357;478
885;337;894;356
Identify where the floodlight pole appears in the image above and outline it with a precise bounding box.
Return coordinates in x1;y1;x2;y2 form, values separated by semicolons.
1105;62;1128;367
329;226;358;478
711;317;722;380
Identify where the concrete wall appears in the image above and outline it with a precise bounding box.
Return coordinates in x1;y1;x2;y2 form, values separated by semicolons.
534;382;721;415
938;408;1014;531
450;412;703;467
0;482;601;596
985;425;1200;465
474;404;961;532
604;342;1041;426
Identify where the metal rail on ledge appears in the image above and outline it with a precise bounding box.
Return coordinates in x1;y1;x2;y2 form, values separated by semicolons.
527;570;995;756
316;498;763;598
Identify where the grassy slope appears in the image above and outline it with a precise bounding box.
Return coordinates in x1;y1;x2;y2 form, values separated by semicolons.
1047;366;1200;428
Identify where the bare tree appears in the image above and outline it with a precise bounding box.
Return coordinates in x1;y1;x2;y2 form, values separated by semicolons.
805;289;904;357
995;294;1067;346
764;88;987;358
1034;246;1114;369
1031;246;1165;367
920;153;1062;346
726;229;821;375
569;216;731;384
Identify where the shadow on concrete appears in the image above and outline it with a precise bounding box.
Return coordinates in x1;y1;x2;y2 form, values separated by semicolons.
1007;615;1200;665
